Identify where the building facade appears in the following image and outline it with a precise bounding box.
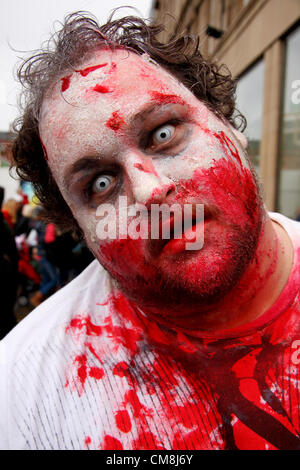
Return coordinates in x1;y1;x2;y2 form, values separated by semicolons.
152;0;300;219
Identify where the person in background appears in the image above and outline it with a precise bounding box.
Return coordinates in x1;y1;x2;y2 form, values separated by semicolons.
29;207;59;307
1;198;19;231
0;187;18;338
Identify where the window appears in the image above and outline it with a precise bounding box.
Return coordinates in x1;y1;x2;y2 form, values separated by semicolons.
235;60;265;174
278;25;300;220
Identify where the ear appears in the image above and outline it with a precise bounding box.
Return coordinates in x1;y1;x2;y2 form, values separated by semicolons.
229;125;248;150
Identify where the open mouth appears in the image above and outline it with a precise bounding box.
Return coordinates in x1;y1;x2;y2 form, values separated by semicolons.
148;204;212;256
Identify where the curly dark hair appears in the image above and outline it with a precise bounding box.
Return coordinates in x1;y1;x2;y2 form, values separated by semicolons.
12;10;245;233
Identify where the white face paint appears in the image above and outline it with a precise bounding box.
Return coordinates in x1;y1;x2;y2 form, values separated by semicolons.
39;48;262;319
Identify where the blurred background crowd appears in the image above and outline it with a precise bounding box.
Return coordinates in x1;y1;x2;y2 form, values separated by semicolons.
0;184;94;339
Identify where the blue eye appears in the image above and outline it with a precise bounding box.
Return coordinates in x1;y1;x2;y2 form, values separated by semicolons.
152;124;175;144
92;175;113;193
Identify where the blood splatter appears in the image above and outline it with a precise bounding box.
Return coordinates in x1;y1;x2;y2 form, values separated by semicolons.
60;74;72;92
88;367;105;380
76;63;108;77
105;111;125;132
115;409;132;433
104;317;142;356
133;163;158;177
92;84;113;94
86;342;103;364
74;354;87;388
103;435;124;450
132;431;166;450
66;315;102;336
113;361;130;377
150;91;185;106
214;131;242;167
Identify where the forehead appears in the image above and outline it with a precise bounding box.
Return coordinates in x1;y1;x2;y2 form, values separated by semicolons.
40;48;190;125
39;48;210;175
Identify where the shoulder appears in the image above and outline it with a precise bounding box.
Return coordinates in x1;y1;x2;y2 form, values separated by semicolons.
269;212;300;246
0;259;111;361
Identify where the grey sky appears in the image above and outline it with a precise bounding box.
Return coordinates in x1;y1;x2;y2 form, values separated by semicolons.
0;0;152;131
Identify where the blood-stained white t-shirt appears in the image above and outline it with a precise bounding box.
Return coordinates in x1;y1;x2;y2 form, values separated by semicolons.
0;213;300;450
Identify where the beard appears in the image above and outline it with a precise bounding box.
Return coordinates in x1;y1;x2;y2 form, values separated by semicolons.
107;217;262;323
96;157;264;328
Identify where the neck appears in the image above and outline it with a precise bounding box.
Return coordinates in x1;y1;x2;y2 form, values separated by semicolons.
136;213;294;334
202;213;294;331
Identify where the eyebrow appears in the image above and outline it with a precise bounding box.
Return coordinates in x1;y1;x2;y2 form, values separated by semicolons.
130;100;186;130
131;103;163;126
64;156;101;186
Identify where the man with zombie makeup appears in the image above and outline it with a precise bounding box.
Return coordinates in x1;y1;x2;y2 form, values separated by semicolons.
0;12;299;450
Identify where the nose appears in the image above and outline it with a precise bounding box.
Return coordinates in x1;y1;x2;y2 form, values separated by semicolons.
123;153;176;207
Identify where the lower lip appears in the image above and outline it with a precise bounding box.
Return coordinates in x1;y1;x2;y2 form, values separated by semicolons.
161;220;207;255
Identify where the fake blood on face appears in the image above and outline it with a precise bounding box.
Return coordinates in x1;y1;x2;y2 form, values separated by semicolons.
105;111;126;132
133;162;158;177
61;74;72;92
40;139;49;161
149;91;185;106
98;155;261;323
92;84;113;93
76;63;108;77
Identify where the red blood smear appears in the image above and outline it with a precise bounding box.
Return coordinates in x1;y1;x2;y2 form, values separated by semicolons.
133;163;158;177
99;156;260;315
84;436;91;446
124;389;147;419
105;111;125;132
110;293;140;326
76;63;108;77
214;130;242;167
132;431;166;450
92;84;113;93
112;361;137;387
109;62;117;73
75;354;87;387
105;318;141;356
40;139;49;161
113;361;130;377
150;91;185;106
96;300;109;306
61;74;72;92
134;163;151;173
102;294;143;356
172;428;205;450
67;316;102;336
103;435;124;450
86;342;103;364
115;409;132;433
88;367;105;380
176;331;197;354
143;319;171;345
